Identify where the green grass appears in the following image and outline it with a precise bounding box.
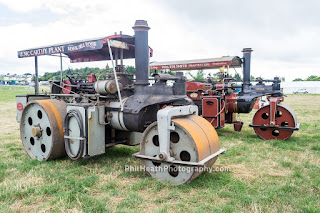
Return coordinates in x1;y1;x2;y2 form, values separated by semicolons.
0;85;50;102
0;87;319;212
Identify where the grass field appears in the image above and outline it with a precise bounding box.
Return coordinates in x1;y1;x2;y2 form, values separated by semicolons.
0;86;319;212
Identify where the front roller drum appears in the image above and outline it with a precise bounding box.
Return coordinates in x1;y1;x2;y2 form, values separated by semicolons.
20;99;67;161
252;103;297;140
140;115;220;185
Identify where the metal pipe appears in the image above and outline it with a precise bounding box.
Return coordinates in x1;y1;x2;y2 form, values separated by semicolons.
34;56;39;95
107;39;123;111
242;48;253;92
132;20;150;87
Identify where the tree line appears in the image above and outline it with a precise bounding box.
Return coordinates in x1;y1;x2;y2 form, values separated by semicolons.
293;75;320;81
188;70;286;82
38;66;136;81
38;66;315;82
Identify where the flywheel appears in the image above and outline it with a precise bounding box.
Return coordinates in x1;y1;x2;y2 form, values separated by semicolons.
20;99;67;161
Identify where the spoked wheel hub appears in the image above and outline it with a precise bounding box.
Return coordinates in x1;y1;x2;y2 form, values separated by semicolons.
252;103;297;140
140;115;220;185
20;99;67;161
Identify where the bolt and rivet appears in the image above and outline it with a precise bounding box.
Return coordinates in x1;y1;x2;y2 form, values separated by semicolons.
159;152;167;160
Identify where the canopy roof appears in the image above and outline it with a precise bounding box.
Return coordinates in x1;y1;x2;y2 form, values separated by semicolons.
17;34;153;63
149;56;242;70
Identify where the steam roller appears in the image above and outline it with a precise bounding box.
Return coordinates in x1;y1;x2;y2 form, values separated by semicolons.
20;99;66;161
150;48;300;141
251;97;298;140
15;20;226;184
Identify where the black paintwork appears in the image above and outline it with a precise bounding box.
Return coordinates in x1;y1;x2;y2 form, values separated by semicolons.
122;21;191;132
236;48;283;113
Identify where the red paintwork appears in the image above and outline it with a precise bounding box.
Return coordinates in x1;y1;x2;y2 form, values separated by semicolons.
88;75;96;83
225;112;236;124
253;98;260;109
62;80;72;94
186;82;216;101
186;81;235;129
202;97;225;128
252;104;295;140
225;93;237;113
269;97;280;125
186;81;212;91
17;103;23;111
216;83;224;90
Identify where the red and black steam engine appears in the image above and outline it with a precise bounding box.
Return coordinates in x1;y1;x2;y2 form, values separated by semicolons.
150;49;300;140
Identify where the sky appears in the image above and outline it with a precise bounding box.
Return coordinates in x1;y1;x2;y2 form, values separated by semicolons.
0;0;319;81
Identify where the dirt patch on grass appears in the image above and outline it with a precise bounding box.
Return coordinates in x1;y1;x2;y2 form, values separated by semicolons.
10;198;46;213
230;163;258;181
0;102;19;135
292;151;320;165
231;161;292;182
2;175;45;187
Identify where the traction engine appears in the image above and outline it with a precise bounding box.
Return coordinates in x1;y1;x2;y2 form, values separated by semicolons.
16;20;225;184
150;49;299;140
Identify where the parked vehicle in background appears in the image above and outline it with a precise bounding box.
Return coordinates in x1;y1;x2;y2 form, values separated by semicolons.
39;81;49;85
29;82;35;87
293;89;308;94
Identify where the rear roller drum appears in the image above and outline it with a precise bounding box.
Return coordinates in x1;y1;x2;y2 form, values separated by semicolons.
252;104;297;140
20;99;67;161
140;115;220;185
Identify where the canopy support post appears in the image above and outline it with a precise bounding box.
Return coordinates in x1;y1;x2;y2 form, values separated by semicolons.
115;48;118;69
34;56;39;95
120;31;124;72
120;49;123;71
60;53;63;83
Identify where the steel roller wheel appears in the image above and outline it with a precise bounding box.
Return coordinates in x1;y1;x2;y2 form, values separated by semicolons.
20;99;67;161
140;115;220;185
252;103;297;140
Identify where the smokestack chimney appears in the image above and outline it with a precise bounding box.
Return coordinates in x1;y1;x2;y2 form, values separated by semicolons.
133;20;150;87
242;48;253;92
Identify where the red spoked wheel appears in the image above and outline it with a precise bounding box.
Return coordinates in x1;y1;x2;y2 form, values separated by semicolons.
252;104;297;140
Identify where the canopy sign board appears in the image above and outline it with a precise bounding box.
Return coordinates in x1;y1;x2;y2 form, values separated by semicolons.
149;56;242;71
18;39;103;58
17;34;153;63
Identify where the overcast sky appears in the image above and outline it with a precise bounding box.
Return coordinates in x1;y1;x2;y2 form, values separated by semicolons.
0;0;319;81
